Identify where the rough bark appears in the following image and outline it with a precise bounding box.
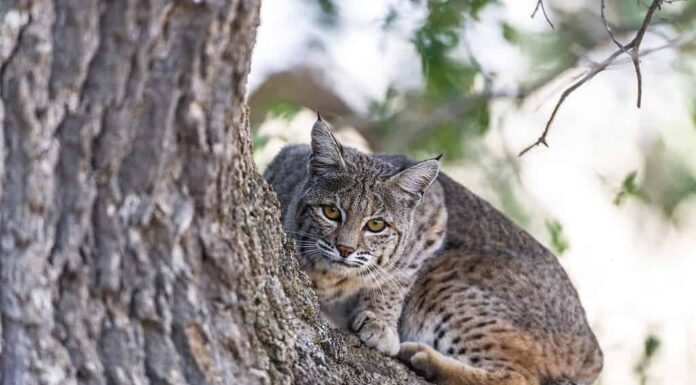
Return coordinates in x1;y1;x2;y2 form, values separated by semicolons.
0;1;426;384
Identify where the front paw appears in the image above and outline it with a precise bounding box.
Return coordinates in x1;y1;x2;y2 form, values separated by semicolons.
350;311;400;356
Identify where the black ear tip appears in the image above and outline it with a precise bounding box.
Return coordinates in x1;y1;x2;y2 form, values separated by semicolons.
317;110;323;122
435;153;444;161
312;118;332;138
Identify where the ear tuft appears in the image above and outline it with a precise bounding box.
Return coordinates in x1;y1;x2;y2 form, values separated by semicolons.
389;158;440;198
309;119;345;174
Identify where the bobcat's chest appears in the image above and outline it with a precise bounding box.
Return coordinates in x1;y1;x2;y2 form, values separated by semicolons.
305;271;361;329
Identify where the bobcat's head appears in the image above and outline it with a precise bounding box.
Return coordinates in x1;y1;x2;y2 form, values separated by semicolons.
294;119;440;279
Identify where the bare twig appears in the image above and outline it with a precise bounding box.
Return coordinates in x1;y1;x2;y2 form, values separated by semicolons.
531;0;555;30
601;0;646;108
630;0;663;107
519;0;664;156
601;0;629;50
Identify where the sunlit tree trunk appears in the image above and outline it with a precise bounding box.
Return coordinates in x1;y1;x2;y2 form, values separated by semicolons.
0;1;424;384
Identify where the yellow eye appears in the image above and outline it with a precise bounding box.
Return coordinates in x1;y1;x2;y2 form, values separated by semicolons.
365;218;386;232
322;205;341;221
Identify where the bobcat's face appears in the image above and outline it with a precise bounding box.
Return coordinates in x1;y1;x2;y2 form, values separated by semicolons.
292;120;439;280
298;172;411;277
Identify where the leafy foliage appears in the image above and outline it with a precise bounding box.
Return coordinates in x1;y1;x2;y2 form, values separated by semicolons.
370;0;498;158
413;0;482;97
267;100;302;120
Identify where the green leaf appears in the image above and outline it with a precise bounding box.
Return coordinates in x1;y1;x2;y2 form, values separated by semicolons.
545;220;569;255
634;334;661;385
501;22;518;43
644;335;660;359
613;171;649;206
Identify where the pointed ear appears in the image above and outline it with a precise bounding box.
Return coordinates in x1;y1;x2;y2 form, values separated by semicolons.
309;118;346;174
389;158;440;198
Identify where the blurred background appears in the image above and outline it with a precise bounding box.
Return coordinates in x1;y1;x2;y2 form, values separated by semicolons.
246;1;696;384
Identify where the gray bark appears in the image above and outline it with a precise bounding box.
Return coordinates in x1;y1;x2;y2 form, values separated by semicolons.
0;1;426;384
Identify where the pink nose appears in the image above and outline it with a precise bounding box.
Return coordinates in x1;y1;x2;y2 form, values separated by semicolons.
337;245;355;258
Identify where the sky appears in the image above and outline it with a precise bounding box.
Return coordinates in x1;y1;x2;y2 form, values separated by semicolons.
248;1;696;384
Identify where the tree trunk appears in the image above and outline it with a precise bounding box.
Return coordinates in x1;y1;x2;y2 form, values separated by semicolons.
0;1;425;384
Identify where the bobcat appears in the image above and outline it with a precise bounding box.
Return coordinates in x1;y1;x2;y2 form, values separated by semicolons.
263;118;602;385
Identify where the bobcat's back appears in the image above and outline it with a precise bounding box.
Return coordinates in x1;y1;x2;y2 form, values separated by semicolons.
378;155;602;385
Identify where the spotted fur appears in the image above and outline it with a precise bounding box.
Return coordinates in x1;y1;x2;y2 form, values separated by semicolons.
264;119;602;385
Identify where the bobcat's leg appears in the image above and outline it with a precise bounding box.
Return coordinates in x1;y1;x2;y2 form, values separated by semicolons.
398;342;536;385
350;278;410;356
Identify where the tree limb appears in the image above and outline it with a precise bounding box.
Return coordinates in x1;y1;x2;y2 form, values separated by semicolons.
519;0;664;156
